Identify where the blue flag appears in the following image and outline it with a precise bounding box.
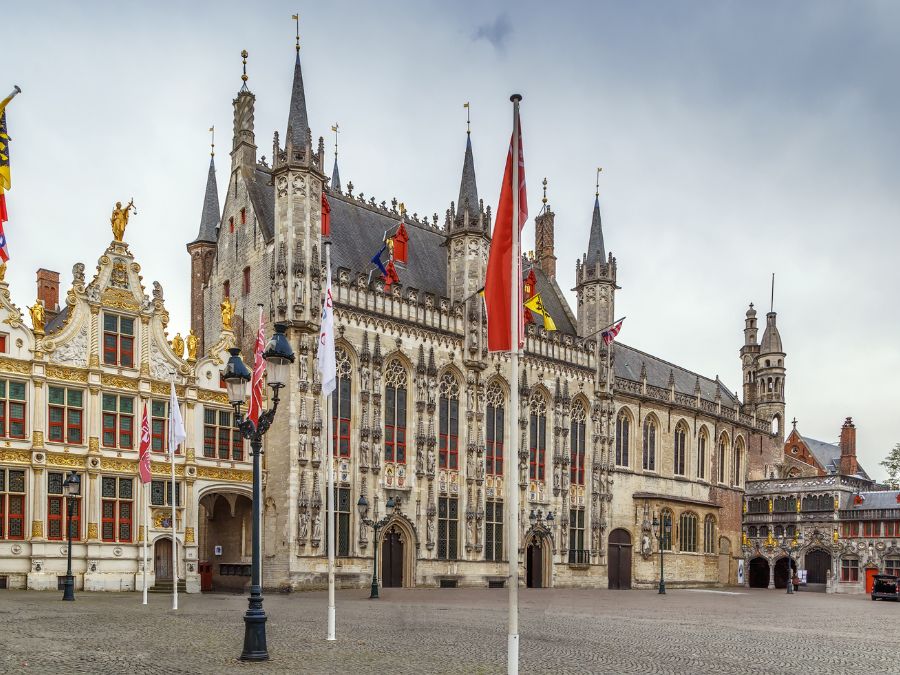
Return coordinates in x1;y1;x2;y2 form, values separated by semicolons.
370;245;388;276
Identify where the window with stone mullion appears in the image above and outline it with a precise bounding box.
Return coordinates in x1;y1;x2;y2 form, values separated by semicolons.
437;496;458;560
485;499;503;561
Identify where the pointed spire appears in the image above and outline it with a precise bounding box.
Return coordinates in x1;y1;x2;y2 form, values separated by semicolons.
286;43;310;154
455;132;479;225
190;152;220;244
585;174;606;268
330;123;341;191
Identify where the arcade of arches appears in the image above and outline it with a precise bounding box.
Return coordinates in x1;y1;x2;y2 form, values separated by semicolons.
748;549;833;589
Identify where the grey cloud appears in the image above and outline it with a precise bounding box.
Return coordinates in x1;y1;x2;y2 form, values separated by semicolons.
472;14;511;50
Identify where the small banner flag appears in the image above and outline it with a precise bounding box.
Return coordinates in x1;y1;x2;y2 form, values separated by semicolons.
321;192;331;237
138;403;152;484
247;308;266;428
601;319;624;345
168;382;187;455
318;256;336;396
370;244;388;276
523;293;557;331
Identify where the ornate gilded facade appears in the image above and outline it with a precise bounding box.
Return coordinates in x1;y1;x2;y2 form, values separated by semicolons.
0;235;253;592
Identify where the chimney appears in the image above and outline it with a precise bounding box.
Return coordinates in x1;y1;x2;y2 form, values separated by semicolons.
839;416;858;476
36;268;60;323
534;208;556;279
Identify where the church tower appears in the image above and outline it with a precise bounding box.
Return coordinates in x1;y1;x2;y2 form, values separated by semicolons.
186;142;220;350
574;180;617;338
534;178;556;279
740;304;759;406
756;309;786;437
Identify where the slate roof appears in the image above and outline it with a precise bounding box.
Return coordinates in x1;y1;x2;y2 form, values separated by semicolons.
801;434;870;479
331;157;341;192
45;306;69;334
327;193;447;298
190;157;220;245
760;311;783;353
584;197;605;269
246;167;275;242
456;135;479;222
286;52;310;152
848;490;900;510
614;341;739;404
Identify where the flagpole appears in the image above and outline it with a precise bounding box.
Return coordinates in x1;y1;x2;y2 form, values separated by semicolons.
171;376;178;611
142;478;148;605
325;241;336;641
507;92;522;675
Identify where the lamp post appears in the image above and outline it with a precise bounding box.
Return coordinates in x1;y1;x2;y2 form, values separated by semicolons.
223;321;295;662
780;531;804;594
652;513;670;595
61;471;81;602
357;494;395;599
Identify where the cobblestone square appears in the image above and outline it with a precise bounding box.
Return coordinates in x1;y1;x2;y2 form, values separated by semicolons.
1;587;898;674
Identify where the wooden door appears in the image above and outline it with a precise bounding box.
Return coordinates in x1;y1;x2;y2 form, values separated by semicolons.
866;568;878;593
382;527;404;588
805;549;831;584
608;529;632;590
155;538;172;580
526;539;543;588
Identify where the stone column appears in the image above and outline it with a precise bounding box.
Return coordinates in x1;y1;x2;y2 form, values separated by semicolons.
767;558;775;589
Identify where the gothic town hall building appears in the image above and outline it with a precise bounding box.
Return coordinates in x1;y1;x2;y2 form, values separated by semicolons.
186;45;783;591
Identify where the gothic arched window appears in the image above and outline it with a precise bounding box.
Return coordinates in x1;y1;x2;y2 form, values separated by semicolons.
485;381;505;477
529;391;548;481
697;427;708;479
717;434;729;484
615;410;631;467
438;373;460;470
704;515;716;553
570;401;587;485
679;512;698;552
642;416;657;472
384;360;408;463
674;422;688;476
732;437;744;486
331;348;352;458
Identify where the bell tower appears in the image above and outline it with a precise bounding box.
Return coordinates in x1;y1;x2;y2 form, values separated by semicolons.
575;172;617;338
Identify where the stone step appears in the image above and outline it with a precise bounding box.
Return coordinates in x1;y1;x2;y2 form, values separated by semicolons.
149;580;187;593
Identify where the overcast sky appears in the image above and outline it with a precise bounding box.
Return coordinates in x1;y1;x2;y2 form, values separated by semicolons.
6;1;899;478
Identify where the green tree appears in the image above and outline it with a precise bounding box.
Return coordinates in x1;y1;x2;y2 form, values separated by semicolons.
880;443;900;489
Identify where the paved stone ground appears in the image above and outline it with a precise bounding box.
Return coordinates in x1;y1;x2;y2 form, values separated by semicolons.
1;587;898;674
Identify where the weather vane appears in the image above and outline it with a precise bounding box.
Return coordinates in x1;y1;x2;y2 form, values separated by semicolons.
463;101;470;135
209;125;215;157
595;167;602;197
542;177;548;205
240;50;249;83
331;123;339;158
292;13;300;52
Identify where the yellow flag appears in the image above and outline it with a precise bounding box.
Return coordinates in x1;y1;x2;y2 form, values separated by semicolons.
524;294;557;331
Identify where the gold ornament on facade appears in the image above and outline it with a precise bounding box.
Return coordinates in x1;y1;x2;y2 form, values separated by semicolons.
88;437;100;453
186;330;198;362
0;450;30;463
31;521;43;538
185;527;195;544
196;466;252;482
220;297;235;331
100;287;140;311
101;457;137;473
138;525;144;543
0;357;30;375
110;199;136;242
198;389;229;405
87;523;99;540
151;461;185;477
0;262;6;282
31;431;44;449
46;364;88;383
171;332;185;358
29;301;45;334
47;453;85;468
101;374;139;391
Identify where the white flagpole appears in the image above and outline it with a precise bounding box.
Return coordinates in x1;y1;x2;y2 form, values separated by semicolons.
170;377;178;611
142;478;148;605
507;93;522;675
325;241;336;641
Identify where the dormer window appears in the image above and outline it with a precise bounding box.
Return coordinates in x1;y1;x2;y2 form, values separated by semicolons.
392;222;409;263
103;314;135;368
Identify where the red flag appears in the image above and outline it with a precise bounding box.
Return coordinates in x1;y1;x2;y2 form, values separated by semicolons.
138;403;152;484
321;192;331;237
484;107;527;351
247;308;266;428
601;320;624;346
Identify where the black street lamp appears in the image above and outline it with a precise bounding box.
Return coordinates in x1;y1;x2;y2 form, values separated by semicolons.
780;531;804;595
223;322;295;663
652;513;671;595
61;471;80;602
357;494;395;599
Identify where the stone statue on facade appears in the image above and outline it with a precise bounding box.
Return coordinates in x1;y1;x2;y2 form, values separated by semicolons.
171;332;185;358
298;509;310;541
110;199;136;242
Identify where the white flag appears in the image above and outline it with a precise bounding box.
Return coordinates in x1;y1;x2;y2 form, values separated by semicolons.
318;259;336;396
169;381;187;455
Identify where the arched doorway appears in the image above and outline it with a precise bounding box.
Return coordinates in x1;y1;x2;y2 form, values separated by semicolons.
805;549;831;585
774;556;796;589
154;537;173;580
381;525;404;588
526;534;544;588
197;490;253;591
749;557;769;588
608;529;632;590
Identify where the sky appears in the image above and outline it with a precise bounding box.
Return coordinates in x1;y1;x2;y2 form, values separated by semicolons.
6;1;899;477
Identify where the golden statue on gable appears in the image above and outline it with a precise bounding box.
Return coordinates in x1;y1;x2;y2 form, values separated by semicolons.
220;297;234;331
111;199;137;242
171;332;185;358
30;300;45;334
186;329;199;361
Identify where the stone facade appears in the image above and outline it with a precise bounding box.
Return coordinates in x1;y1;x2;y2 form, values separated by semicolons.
186;44;783;592
0;235;256;593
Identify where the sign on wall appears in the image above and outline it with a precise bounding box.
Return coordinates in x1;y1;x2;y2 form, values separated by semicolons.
214;545;223;556
737;559;745;585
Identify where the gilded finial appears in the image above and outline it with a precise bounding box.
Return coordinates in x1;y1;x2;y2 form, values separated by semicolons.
240;50;249;82
331;123;339;159
463;101;470;135
399;202;407;217
595;167;602;197
542;177;548;205
292;13;300;52
209;125;215;157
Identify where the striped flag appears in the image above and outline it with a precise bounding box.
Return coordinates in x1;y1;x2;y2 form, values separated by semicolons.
138;403;152;483
0;86;21;263
247;307;266;428
601;320;624;345
317;256;336;396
